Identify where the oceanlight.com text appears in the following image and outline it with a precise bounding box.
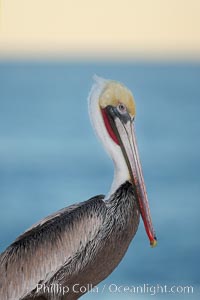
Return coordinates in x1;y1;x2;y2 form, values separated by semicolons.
106;283;194;295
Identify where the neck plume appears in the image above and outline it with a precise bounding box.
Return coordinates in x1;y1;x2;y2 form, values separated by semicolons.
88;75;130;198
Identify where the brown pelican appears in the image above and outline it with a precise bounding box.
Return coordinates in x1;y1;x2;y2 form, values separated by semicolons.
0;76;157;300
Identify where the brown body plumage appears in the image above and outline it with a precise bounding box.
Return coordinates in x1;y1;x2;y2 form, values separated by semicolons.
0;183;139;299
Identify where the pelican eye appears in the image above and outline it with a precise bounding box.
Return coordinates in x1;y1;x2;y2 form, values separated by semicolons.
117;103;127;114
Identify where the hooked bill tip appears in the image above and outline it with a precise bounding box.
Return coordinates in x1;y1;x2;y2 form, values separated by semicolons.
150;237;157;248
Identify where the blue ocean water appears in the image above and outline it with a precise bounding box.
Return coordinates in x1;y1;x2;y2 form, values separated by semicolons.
0;61;200;299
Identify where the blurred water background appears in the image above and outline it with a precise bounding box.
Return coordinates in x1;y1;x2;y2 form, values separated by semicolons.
0;61;199;299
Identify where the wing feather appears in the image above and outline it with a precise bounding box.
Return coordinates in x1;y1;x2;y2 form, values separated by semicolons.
0;195;105;300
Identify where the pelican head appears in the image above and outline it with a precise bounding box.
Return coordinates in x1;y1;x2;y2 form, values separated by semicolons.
88;75;157;247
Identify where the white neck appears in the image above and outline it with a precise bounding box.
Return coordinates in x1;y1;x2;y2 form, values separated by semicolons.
88;76;130;199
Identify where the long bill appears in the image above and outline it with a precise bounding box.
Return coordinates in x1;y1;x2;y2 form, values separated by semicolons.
102;107;157;247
